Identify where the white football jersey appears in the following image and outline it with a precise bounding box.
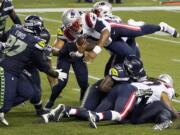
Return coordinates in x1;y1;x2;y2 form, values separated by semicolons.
131;80;175;104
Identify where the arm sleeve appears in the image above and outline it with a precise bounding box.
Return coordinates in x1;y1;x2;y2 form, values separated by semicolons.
10;10;22;24
31;49;59;78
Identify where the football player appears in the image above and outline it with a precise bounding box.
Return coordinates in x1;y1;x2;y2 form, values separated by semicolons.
0;0;21;42
44;22;89;110
41;57;148;124
0;15;67;126
42;57;178;131
91;1;142;76
61;9;179;62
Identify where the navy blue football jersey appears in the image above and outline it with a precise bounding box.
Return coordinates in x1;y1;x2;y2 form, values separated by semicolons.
0;0;14;38
0;24;51;76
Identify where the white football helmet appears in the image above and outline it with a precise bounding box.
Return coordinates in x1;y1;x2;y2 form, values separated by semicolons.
61;9;82;32
158;74;173;87
92;1;112;17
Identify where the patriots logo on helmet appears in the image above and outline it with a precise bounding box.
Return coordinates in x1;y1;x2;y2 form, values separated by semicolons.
70;10;76;18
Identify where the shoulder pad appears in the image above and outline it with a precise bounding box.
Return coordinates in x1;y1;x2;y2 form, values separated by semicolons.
84;12;97;28
35;40;46;50
109;64;129;81
57;27;64;36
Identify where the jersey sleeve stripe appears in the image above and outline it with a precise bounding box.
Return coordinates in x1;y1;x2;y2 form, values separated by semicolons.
85;13;93;28
111;23;141;31
64;29;75;42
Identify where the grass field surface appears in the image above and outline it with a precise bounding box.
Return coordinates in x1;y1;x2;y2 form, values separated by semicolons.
1;0;180;135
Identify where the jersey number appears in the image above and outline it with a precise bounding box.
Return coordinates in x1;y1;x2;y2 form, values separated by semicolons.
5;35;27;56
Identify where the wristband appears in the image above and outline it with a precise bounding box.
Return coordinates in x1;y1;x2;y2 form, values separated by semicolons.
93;46;102;54
75;51;84;57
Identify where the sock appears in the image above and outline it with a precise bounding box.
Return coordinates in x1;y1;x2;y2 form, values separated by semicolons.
34;100;43;110
97;111;121;121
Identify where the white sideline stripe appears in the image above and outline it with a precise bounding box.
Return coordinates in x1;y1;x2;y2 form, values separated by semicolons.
18;13;61;23
69;70;100;80
172;99;180;103
69;71;180;103
143;36;180;45
172;59;180;62
15;6;180;13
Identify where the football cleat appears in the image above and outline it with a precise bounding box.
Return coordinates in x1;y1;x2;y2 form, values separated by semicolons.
0;113;9;126
88;111;97;129
41;113;54;123
159;22;179;38
53;104;66;122
153;120;172;131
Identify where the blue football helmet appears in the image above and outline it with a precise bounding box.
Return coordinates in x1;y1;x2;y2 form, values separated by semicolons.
24;15;44;36
124;56;147;81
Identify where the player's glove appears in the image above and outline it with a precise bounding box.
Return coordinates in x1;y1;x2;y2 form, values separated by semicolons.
136;88;153;98
69;51;84;58
55;69;67;81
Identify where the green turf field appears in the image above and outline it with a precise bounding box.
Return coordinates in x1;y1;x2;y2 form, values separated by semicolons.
1;0;180;134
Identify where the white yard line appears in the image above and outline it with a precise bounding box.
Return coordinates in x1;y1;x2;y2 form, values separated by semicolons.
172;99;180;103
172;59;180;62
18;13;61;23
143;36;180;45
15;6;180;13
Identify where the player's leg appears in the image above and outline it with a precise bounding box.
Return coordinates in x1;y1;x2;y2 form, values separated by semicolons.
81;80;107;110
130;101;174;130
126;38;141;58
105;41;136;60
72;59;89;101
113;23;179;38
96;84;136;120
0;70;19;126
13;73;34;106
45;58;71;110
42;104;90;123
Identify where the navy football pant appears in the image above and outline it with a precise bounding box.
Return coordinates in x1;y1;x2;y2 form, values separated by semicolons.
49;57;88;103
81;80;107;110
0;71;18;113
130;101;174;124
0;71;41;113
